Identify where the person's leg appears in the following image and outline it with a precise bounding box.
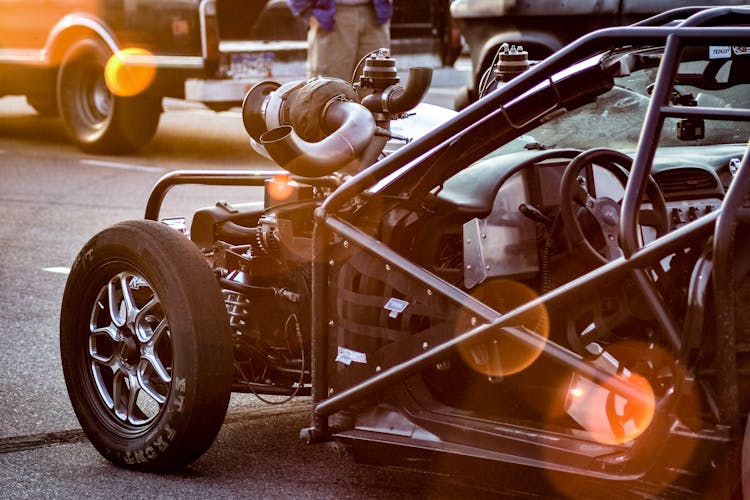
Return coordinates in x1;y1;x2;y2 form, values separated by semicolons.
308;7;360;81
357;6;390;61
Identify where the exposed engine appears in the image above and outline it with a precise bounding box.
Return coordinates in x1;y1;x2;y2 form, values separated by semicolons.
194;48;434;397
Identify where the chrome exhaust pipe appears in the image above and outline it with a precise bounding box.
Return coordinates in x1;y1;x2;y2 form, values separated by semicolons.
260;100;376;177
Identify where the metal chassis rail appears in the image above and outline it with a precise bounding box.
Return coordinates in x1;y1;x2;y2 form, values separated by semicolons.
306;6;750;445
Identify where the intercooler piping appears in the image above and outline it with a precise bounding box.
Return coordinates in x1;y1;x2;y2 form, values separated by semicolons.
361;67;433;114
259;100;376;178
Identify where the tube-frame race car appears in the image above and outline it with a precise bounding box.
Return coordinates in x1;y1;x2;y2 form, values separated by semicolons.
60;6;750;497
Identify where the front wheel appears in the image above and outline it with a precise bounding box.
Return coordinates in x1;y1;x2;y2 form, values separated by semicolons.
60;220;233;471
57;38;161;153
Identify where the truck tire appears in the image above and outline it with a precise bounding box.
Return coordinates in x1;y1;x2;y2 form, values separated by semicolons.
57;38;161;153
60;220;233;471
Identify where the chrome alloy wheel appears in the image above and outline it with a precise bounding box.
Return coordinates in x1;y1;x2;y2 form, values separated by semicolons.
62;220;233;470
88;271;172;428
79;68;113;128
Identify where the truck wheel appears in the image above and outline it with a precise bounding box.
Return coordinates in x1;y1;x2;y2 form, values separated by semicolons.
57;38;161;153
60;220;233;471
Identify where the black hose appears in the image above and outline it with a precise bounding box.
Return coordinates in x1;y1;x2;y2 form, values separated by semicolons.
361;67;433;114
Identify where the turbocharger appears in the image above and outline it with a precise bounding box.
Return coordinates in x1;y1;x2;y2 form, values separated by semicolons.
242;49;432;178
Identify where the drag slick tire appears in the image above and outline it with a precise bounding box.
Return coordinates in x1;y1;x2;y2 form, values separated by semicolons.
57;37;161;153
60;220;233;471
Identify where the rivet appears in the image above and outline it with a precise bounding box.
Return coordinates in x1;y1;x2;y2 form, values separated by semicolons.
385;264;391;271
471;317;477;326
343;240;349;248
427;289;433;296
422;342;429;350
375;366;381;372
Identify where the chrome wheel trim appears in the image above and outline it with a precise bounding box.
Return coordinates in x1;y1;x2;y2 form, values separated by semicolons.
79;67;112;128
88;271;172;429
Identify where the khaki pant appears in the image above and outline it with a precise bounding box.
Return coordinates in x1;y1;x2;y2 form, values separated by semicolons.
307;4;390;82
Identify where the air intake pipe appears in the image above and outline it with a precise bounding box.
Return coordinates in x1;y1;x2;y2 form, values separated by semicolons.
242;77;377;178
259;100;376;177
361;66;433;115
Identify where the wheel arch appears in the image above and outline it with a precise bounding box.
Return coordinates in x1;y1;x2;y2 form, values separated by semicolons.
45;13;121;68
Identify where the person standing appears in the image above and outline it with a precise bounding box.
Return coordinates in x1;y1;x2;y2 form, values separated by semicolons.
288;0;392;82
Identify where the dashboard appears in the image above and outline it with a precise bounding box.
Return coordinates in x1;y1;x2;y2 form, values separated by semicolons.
433;144;745;286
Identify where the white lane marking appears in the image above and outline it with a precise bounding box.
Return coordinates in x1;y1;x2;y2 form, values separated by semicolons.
43;267;71;275
80;159;165;173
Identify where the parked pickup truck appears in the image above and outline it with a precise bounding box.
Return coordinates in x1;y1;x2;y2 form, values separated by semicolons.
0;0;453;153
450;0;749;110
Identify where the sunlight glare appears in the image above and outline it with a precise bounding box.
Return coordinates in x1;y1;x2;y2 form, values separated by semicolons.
457;279;550;378
105;48;157;97
268;174;295;201
567;370;655;446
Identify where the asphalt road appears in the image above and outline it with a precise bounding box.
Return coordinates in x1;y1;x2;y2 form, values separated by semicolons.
0;70;548;498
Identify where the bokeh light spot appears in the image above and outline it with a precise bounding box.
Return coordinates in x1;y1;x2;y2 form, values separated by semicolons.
457;279;549;378
566;370;655;446
268;174;295;201
105;48;156;97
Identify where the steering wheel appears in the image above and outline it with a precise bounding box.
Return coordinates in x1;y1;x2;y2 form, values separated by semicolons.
560;148;669;265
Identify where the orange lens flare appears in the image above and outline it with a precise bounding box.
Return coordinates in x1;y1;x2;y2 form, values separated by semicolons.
545;340;697;498
457;279;549;378
567;370;655;445
267;174;295;201
105;48;157;97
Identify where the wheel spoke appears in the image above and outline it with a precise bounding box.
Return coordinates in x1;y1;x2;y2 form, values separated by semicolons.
91;323;120;342
88;330;117;365
90;293;116;336
126;372;154;426
112;370;131;422
120;274;139;326
142;319;172;384
90;360;115;410
107;276;126;328
134;297;159;342
137;362;168;405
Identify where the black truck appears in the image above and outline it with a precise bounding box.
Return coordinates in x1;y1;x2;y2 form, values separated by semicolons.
0;0;453;153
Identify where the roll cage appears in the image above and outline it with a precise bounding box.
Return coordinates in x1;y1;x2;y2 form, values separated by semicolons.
305;5;750;461
142;5;750;482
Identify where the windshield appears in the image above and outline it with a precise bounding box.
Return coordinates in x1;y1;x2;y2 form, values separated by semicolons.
527;54;750;150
